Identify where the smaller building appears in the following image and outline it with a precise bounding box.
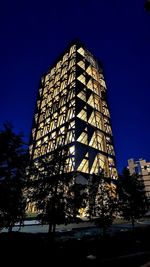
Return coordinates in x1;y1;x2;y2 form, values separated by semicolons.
128;158;150;198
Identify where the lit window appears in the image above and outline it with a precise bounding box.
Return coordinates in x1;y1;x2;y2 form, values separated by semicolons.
77;91;86;102
88;111;96;127
68;120;75;129
66;130;75;144
77;131;88;145
50;67;55;76
69;81;76;88
56;61;61;69
61;88;67;96
77;60;85;70
87;94;95;109
69;146;75;155
36;140;41;147
89;132;97;149
54;74;60;83
62;53;68;63
43;86;48;95
107;144;115;156
57;135;64;146
34;114;38;123
90;155;99;174
68;72;75;85
61;66;67;77
97;131;105;152
43;136;48;143
102;101;110;117
77;47;85;56
36;130;41;140
95;112;103;130
93;81;99;95
57;114;65;126
87;79;93;91
69;99;75;108
59;126;65;135
100;79;107;89
92;68;98;80
67;108;75;121
77;74;86;85
60;81;67;91
104;124;112;135
65;157;75;172
69;58;76;69
69;45;76;56
45;74;50;83
77;108;87;122
86;65;92;76
77;158;89;173
98;154;105;169
29;145;33;155
60;106;67;114
94;95;101;111
67;89;75;101
39;88;43;96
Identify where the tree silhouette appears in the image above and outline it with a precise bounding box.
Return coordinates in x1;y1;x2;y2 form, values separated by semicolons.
28;147;86;235
88;172;117;236
118;168;149;231
28;148;90;236
0;122;28;231
65;174;88;223
28;148;65;233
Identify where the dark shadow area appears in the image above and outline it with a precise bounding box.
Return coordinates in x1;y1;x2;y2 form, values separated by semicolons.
1;225;150;267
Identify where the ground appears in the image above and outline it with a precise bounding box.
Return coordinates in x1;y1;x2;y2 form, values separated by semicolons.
0;224;150;266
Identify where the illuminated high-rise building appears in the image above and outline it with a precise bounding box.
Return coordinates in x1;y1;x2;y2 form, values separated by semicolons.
29;41;118;180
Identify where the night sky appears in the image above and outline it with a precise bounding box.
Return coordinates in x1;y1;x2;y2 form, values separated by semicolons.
0;0;150;173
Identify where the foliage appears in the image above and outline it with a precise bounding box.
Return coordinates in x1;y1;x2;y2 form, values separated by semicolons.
65;176;88;223
88;172;117;235
0;122;28;231
28;148;65;233
118;168;149;230
28;147;87;234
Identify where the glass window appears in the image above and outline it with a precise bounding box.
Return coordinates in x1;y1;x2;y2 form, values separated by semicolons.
77;60;85;70
77;74;86;85
77;108;87;122
77;47;85;57
77;131;88;145
77;158;89;173
77;90;86;102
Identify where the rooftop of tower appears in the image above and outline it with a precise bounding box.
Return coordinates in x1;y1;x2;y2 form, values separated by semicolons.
41;39;104;79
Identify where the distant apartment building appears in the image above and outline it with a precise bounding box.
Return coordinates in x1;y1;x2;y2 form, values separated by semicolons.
128;158;150;198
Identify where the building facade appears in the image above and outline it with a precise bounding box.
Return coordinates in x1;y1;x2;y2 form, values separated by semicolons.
29;41;118;181
128;158;150;198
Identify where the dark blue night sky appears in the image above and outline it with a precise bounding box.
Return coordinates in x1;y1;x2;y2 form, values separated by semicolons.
0;0;150;173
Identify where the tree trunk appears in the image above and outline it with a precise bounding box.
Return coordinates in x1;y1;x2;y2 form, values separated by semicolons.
52;223;56;234
48;223;52;234
8;224;13;232
131;216;135;232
